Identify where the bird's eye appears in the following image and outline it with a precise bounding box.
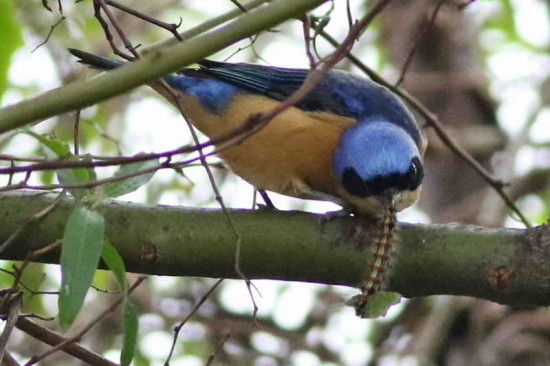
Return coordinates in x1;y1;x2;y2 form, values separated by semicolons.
342;168;369;197
405;157;424;190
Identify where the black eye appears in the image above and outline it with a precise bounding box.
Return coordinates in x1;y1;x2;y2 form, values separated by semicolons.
405;157;424;190
342;168;369;197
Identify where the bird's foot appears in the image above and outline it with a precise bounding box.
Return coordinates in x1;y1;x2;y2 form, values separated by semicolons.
255;190;278;211
318;204;355;231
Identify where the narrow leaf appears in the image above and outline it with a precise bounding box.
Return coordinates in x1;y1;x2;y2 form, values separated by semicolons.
121;302;139;366
103;155;159;198
101;240;128;292
59;206;105;329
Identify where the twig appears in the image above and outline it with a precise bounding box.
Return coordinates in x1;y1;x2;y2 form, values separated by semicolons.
164;279;223;366
0;111;305;194
0;155;45;163
302;16;317;68
205;332;232;366
104;0;183;41
7;161;14;186
41;0;52;12
395;0;447;87
0;268;58;296
229;0;248;12
92;0;134;60
73;110;81;155
346;0;353;29
95;0;140;58
8;241;62;303
24;276;147;366
0;159;171;193
31;16;66;53
0;292;22;363
143;0;270;52
15;317;116;366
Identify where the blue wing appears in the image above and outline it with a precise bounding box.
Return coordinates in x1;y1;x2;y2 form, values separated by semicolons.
182;60;422;145
67;48;422;146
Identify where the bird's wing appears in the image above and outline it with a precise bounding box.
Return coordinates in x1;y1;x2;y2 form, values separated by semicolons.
183;61;423;145
182;60;351;118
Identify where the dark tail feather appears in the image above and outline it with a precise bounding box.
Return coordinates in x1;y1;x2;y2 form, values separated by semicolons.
68;48;124;70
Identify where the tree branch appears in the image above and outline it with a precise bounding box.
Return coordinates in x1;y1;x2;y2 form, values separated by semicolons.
0;191;548;307
0;0;327;133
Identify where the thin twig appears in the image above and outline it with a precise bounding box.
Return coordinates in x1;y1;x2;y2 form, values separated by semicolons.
0;292;22;363
302;16;317;68
24;276;146;366
95;0;140;58
73;110;81;155
229;0;248;12
205;332;232;366
0;155;45;163
395;0;447;87
104;0;183;41
0;268;58;296
164;279;223;366
92;0;134;60
9;240;62;301
31;16;66;53
41;0;52;12
15;317;116;366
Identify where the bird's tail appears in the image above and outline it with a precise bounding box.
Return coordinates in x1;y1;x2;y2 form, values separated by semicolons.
68;48;124;70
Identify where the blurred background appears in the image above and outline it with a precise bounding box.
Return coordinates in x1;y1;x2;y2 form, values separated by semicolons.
0;0;549;365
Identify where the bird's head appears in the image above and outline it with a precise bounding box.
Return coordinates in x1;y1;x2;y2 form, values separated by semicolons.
333;121;424;214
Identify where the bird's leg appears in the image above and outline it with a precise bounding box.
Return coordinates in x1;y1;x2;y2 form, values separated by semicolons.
258;189;276;209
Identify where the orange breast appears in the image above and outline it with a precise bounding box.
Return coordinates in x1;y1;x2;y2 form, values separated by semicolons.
178;94;355;200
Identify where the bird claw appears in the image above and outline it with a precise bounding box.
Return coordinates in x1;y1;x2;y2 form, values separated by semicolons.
318;205;354;231
257;189;276;210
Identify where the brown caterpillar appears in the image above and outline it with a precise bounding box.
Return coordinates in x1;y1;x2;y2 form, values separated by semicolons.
354;205;397;317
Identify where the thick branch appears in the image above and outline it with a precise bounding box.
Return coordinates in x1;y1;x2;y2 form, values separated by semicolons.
0;191;548;307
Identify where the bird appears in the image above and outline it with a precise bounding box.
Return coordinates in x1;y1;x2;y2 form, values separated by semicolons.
68;49;426;216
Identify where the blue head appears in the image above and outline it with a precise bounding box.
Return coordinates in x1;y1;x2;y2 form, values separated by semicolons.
334;120;424;210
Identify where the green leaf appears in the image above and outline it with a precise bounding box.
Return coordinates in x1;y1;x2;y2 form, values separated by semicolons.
24;130;71;158
347;292;402;319
23;131;96;200
121;302;139;366
55;155;96;201
102;241;138;365
0;0;23;103
59;205;105;329
101;240;128;292
361;292;402;318
103;155;159;198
